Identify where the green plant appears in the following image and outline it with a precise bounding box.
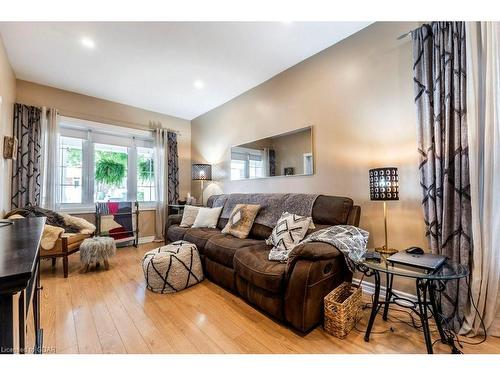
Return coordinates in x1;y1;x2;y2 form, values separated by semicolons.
66;148;82;167
95;151;127;187
138;157;154;182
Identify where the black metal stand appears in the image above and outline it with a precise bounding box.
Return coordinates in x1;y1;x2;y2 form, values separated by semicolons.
349;259;453;354
95;201;140;247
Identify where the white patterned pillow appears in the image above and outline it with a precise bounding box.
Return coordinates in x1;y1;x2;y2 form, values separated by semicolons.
267;212;312;261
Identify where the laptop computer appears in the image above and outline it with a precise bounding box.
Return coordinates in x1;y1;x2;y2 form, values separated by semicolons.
387;251;447;272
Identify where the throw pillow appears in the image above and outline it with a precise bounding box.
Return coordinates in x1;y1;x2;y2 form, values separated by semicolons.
267;212;312;261
179;205;201;228
221;204;261;239
192;206;223;228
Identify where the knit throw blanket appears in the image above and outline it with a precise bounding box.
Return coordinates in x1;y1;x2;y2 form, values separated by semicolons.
212;193;319;228
299;225;369;267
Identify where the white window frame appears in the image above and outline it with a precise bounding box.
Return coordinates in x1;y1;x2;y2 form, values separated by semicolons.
57;117;156;212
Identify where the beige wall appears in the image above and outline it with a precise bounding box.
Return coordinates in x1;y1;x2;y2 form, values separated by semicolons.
16;80;192;202
192;22;427;262
0;36;16;216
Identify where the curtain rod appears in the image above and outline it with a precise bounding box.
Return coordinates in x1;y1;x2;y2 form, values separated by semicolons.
397;31;412;40
45;107;182;135
397;24;428;40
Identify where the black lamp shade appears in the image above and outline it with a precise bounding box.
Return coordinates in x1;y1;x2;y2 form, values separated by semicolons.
369;167;399;201
192;164;212;181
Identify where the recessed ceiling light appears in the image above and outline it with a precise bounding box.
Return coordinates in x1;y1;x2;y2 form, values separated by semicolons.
194;80;205;89
81;37;95;49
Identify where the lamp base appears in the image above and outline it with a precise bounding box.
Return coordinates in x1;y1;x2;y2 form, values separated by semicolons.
375;246;398;255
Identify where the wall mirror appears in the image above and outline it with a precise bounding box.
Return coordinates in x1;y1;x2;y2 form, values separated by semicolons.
230;126;313;180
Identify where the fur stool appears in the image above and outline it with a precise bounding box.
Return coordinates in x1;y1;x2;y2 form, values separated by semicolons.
142;241;204;293
80;236;116;273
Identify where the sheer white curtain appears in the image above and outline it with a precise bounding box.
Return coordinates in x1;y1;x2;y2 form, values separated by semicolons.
461;22;500;336
153;123;168;241
40;107;60;210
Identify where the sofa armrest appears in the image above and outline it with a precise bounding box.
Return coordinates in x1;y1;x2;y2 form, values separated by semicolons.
167;214;183;227
286;241;342;273
283;254;352;332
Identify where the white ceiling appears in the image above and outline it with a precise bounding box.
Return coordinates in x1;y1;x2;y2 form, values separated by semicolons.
0;22;371;120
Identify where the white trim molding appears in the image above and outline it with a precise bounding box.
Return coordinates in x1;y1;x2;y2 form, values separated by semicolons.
138;236;155;244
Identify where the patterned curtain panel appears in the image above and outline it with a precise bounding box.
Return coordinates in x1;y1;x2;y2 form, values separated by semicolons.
412;22;472;330
11;104;43;209
167;131;179;205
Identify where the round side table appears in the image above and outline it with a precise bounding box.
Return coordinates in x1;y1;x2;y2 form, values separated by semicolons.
347;251;468;354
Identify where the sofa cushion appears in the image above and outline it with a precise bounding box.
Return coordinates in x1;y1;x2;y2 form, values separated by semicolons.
167;224;188;243
233;245;287;293
204;235;263;268
183;227;222;251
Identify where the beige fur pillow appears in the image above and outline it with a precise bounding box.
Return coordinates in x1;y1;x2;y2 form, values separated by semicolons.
222;204;261;239
179;205;201;228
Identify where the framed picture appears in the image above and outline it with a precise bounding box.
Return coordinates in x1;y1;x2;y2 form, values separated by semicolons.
284;167;294;176
3;136;18;160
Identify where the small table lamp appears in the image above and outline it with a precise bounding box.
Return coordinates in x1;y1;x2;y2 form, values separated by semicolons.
369;167;399;254
192;163;212;205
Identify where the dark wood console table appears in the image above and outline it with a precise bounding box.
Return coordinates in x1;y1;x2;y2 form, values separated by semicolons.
0;217;45;354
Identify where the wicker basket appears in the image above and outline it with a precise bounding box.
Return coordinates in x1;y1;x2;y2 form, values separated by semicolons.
324;281;362;338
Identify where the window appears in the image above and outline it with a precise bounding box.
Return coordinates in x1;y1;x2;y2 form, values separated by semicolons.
137;147;155;202
248;158;263;179
94;143;128;202
59;136;83;204
231;159;246;180
57;117;155;210
230;147;264;180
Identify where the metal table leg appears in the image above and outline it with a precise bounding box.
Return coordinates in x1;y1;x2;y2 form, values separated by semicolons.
364;270;381;342
383;273;394;321
416;279;433;354
428;280;447;343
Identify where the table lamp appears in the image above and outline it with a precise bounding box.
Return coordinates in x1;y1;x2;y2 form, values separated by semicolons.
192;163;212;205
369;167;399;254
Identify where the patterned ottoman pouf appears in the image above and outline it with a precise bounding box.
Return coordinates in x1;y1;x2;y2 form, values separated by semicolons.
142;241;204;294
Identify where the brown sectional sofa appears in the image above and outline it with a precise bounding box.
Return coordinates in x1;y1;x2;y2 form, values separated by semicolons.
166;194;360;333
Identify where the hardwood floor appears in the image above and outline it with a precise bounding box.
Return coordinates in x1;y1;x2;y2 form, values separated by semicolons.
39;242;500;354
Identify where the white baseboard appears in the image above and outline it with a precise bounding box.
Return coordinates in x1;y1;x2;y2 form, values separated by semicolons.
353;277;417;302
138;236;155;244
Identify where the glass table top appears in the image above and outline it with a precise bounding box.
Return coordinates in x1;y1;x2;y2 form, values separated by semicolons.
348;250;469;280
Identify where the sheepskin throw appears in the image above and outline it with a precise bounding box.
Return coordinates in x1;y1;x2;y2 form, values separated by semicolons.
41;224;65;250
142;241;203;294
80;236;116;266
60;213;96;234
